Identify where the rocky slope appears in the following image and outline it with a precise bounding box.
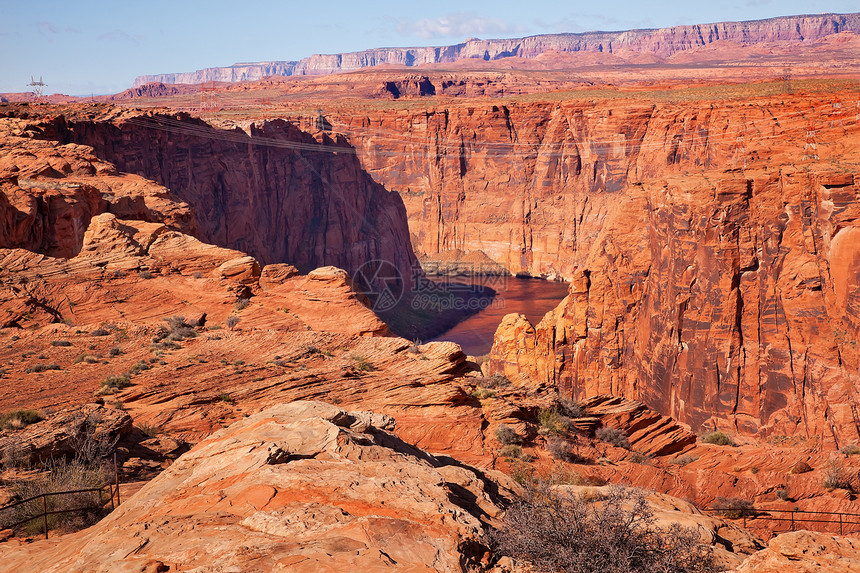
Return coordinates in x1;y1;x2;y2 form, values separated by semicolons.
0;401;518;572
132;13;860;86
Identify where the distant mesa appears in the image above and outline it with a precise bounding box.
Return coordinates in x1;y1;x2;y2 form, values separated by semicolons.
132;12;860;87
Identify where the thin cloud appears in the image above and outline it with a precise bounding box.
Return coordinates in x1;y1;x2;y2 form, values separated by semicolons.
397;12;527;40
36;22;78;35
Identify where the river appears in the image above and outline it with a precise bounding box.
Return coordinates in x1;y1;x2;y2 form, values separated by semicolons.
431;276;570;357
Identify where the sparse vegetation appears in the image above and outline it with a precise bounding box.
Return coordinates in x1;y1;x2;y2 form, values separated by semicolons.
225;315;240;330
234;298;250;311
25;363;62;373
90;328;110;337
108;347;121;357
596;426;631;450
129;360;151;375
821;458;854;491
0;409;44;430
701;431;734;446
841;444;860;456
489;482;715;573
97;374;132;395
351;355;375;372
546;437;576;462
669;454;698;467
776;488;790;501
629;452;651;465
495;425;521;445
471;388;496;400
500;445;522;459
74;354;101;364
713;497;755;520
218;392;234;404
477;374;511;389
137;422;162;438
50;340;72;347
537;408;570;435
138;270;153;279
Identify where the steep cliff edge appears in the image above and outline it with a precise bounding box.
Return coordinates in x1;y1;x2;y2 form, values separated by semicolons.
132;13;860;86
37;109;418;292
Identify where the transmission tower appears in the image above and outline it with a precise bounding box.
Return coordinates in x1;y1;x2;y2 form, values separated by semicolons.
199;81;216;111
802;120;819;161
830;97;845;129
315;109;332;132
27;76;47;101
781;66;792;94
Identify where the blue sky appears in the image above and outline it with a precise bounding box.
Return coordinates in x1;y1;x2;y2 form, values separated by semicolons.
1;0;857;95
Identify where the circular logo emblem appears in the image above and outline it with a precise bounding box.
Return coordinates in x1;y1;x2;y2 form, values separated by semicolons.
352;259;404;312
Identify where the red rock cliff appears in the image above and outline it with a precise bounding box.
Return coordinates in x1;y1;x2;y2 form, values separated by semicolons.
45;110;419;291
331;90;860;444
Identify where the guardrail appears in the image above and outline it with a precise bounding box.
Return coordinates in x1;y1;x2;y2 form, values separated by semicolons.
0;455;121;540
709;506;860;537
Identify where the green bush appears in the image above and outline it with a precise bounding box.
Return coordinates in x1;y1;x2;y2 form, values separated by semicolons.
500;445;523;459
97;375;131;395
537;408;570;435
701;431;734;446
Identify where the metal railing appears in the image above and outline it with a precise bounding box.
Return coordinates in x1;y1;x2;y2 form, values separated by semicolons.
0;455;121;540
709;506;860;537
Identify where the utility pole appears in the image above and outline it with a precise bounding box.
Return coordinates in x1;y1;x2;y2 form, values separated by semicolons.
27;76;47;102
802;120;819;162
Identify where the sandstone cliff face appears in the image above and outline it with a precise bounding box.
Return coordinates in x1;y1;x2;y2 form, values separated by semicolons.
132;13;860;86
39;110;418;291
329;90;860;444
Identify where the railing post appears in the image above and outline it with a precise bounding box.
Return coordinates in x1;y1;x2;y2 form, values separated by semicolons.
791;511;795;532
114;453;120;506
42;495;48;540
840;513;844;536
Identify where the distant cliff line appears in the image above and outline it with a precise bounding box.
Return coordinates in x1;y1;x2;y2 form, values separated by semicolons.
133;12;860;87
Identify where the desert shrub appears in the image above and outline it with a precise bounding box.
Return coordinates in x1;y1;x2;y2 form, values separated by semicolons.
495;425;521;445
538;408;571;435
714;497;755;519
596;427;631;450
74;354;100;364
25;363;62;373
547;437;575;462
821;459;854;491
500;445;522;459
351;355;375;372
50;340;72;347
629;452;651;465
90;328;110;337
97;375;131;395
225;315;240;329
841;444;860;456
138;270;153;279
776;488;789;501
234;298;250;311
472;388;496;400
218;392;234;404
0;409;44;430
490;483;715;573
192;271;203;279
0;457;112;535
750;466;760;474
108;347;121;357
129;360;151;375
669;454;698;467
137;422;161;438
701;431;734;446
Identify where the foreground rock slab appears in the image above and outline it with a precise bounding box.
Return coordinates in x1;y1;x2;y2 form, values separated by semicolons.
0;401;516;572
733;529;860;572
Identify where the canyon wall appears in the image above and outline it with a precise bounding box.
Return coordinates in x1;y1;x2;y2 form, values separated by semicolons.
331;91;860;444
132;13;860;86
43;110;418;290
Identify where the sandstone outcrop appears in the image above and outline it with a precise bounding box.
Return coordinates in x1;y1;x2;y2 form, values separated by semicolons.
132;14;860;86
0;401;517;572
0;403;132;466
733;530;860;572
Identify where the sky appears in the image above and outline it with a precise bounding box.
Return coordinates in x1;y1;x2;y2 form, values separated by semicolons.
1;0;857;95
